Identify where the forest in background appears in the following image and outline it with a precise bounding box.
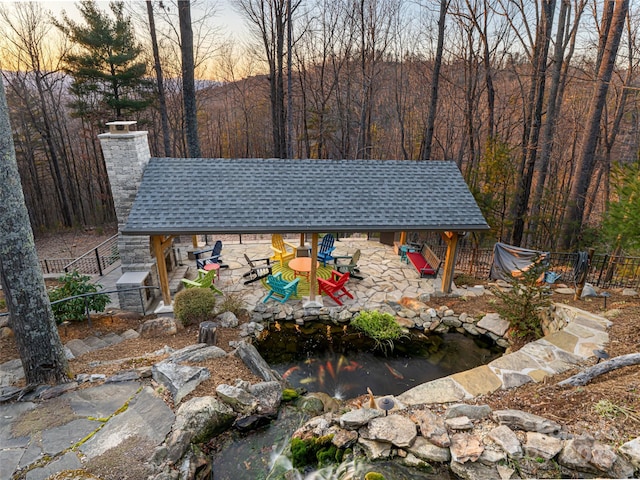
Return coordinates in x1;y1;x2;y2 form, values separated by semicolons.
1;0;639;255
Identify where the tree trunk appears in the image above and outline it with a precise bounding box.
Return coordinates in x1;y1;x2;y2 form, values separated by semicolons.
560;0;628;250
527;0;582;246
147;0;172;157
510;0;556;247
0;79;70;385
419;0;448;161
178;0;201;158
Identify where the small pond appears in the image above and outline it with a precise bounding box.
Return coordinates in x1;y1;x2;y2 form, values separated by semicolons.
256;320;504;400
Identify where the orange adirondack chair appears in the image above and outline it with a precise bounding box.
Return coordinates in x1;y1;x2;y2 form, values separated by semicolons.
317;270;353;306
270;234;296;265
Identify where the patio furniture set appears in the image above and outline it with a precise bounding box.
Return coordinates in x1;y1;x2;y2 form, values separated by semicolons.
182;233;440;306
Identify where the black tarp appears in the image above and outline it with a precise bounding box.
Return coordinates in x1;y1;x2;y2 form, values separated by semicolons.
489;242;549;282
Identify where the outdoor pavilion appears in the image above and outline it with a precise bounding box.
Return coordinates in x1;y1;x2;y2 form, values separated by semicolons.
121;157;491;306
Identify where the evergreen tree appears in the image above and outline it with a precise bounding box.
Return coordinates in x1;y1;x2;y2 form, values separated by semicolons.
56;0;152;119
601;162;640;254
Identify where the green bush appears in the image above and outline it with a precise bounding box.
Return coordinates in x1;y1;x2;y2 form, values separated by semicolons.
173;288;216;326
351;310;405;353
48;271;110;324
492;257;551;340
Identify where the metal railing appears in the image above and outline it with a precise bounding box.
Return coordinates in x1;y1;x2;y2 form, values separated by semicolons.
0;285;159;322
62;234;120;276
442;245;640;289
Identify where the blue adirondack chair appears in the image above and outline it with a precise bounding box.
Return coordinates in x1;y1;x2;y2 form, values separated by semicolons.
263;272;300;304
194;240;228;269
317;234;336;266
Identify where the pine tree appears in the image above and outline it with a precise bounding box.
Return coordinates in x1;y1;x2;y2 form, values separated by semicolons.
56;0;152;119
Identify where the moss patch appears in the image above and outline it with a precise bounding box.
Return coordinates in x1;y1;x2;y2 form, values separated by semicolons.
12;398;79;438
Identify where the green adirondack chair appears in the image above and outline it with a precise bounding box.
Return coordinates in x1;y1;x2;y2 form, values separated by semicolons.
181;268;222;295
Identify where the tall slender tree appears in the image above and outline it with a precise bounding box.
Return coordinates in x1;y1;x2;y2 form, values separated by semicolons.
0;78;70;385
560;0;629;249
510;0;557;246
178;0;201;158
147;0;172;157
419;0;449;161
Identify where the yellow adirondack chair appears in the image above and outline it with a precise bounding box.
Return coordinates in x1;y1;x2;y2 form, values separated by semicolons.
270;234;296;265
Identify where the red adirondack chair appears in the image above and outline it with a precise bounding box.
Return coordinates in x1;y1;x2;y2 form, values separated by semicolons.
317;270;353;305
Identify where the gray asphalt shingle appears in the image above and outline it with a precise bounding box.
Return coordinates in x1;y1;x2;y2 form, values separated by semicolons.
122;158;490;235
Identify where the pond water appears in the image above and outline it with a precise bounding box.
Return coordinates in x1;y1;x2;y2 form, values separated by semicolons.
256;321;503;400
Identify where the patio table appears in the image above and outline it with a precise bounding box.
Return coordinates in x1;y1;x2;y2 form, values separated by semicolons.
288;257;320;280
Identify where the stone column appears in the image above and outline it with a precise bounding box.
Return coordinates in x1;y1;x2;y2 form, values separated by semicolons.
99;121;157;311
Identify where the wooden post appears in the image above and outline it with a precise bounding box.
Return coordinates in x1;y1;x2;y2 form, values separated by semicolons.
299;233;305;246
192;235;199;248
399;231;407;245
440;231;460;294
574;247;595;300
152;234;173;306
309;232;319;301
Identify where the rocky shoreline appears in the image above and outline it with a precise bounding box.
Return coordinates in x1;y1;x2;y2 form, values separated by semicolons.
2;299;640;479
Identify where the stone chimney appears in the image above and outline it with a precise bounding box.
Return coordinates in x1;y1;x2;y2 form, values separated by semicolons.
99;121;157;311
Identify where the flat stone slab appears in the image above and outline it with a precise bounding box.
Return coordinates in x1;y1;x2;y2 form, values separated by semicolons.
477;313;510;337
0;402;37;448
42;418;101;455
68;381;141;418
80;386;175;459
451;365;503;397
543;331;579;355
398;377;468;405
25;451;82;480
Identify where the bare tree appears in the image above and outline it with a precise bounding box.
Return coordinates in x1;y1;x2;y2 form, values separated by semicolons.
147;0;172;157
560;0;629;249
509;0;557;247
237;0;301;158
0;78;70;385
178;0;201;157
419;0;449;161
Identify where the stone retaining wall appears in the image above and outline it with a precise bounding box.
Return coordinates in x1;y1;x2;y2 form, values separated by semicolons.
247;297;571;350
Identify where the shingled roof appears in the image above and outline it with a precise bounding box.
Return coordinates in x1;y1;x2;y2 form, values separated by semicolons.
122;158;490;235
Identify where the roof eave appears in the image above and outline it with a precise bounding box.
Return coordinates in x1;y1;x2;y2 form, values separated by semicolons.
121;224;491;236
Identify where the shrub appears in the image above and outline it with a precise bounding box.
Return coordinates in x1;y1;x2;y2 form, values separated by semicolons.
491;257;551;341
351;310;405;353
173;288;216;326
215;291;246;316
48;271;110;323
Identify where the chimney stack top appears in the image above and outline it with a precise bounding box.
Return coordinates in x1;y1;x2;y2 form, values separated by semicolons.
106;121;137;134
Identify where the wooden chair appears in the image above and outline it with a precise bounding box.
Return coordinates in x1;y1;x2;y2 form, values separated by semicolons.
242;253;273;285
317;270;353;306
263;272;300;304
181;268;222;295
317;233;336;266
270;234;296;265
333;249;363;280
194;240;228;269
